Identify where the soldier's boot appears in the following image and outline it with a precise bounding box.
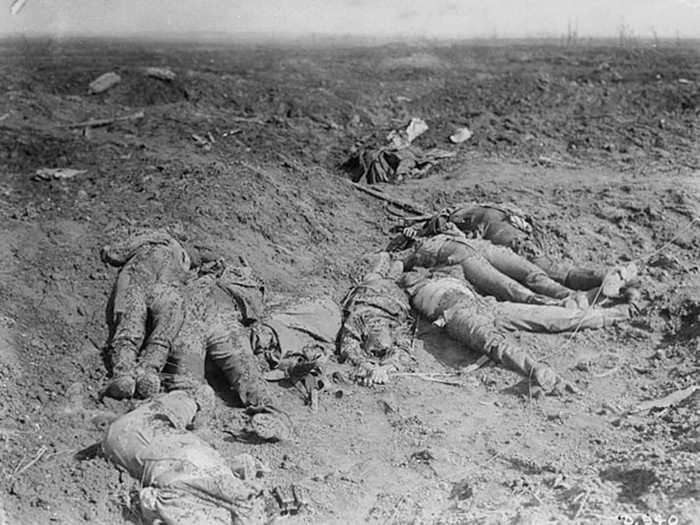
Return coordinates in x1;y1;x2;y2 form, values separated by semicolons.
600;263;639;298
134;341;171;399
135;368;162;399
238;371;292;441
102;339;138;399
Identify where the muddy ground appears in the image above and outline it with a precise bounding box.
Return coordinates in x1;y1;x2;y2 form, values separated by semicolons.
0;37;698;524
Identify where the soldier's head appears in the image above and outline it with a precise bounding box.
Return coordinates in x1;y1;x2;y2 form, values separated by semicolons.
251;324;277;354
363;320;395;358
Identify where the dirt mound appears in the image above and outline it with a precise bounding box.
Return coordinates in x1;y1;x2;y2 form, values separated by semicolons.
98;72;188;106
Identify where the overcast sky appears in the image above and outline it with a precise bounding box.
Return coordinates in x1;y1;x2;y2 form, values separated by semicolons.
3;0;700;39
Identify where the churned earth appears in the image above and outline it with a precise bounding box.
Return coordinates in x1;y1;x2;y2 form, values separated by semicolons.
0;36;698;524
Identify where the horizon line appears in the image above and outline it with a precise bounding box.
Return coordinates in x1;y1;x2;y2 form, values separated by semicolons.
1;30;699;43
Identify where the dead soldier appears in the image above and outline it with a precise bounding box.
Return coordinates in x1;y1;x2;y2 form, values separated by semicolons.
101;229;193;399
401;266;631;391
134;263;274;412
338;253;412;386
102;388;268;525
398;202;638;301
401;232;588;306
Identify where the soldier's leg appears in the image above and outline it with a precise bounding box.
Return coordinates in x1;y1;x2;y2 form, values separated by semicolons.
134;285;186;398
441;303;557;390
163;323;208;392
457;250;560;305
103;274;147;398
492;301;630;332
530;255;605;290
208;310;271;409
471;240;572;299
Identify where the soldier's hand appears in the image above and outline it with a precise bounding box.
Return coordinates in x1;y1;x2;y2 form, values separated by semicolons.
402;226;420;239
368;365;390;385
354;363;390;387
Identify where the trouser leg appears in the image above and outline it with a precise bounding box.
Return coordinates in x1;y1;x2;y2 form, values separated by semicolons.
472;240;572;299
108;272;147;373
458;251;559;305
442;303;557;389
530;255;605;291
493;302;630;332
135;285;186;398
103;276;148;398
209;314;270;409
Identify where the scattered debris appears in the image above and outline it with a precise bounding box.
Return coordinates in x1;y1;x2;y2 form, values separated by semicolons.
192;133;213;151
450;479;474;500
13;445;48;476
274;485;307;515
350;182;426;214
537;155;579;168
35;168;86;181
449;126;473;144
393;372;464;386
387;117;428;149
352;145;455;184
410;449;435;463
229;453;271;481
66;110;144;129
88;72;121;95
143;66;176;81
10;0;28;16
229;116;266;125
377;399;398;414
649;253;682;270
463;355;492;373
631;385;698;413
346;117;456;184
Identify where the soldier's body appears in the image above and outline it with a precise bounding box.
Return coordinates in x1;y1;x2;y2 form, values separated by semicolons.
102;389;267;525
402;266;630;390
400;203;637;297
135;266;272;410
402;233;585;306
101;229;193;399
338;254;412;386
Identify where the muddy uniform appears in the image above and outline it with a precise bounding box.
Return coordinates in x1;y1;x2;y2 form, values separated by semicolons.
102;230;192;399
339;255;411;385
103;389;266;525
418;203;607;291
403;268;629;391
252;296;341;376
402;233;579;306
136;268;271;409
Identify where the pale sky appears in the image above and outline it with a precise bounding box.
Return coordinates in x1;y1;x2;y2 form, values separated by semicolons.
3;0;700;39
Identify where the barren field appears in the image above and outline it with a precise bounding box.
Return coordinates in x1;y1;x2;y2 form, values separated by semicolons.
0;37;699;524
